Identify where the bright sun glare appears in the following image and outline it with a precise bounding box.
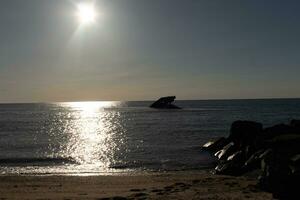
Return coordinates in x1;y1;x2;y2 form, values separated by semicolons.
77;3;97;25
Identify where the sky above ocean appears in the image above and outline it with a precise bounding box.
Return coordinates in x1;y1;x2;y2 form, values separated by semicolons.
0;0;300;102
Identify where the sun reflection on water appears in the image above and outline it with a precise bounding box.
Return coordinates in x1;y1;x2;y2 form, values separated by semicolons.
59;101;124;172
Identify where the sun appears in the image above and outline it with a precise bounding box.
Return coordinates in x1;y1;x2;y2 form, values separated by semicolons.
76;3;97;25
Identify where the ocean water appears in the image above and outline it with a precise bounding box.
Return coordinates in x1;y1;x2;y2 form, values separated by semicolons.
0;99;300;175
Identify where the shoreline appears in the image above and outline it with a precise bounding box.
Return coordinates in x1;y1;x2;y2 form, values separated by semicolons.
0;167;215;177
0;170;273;200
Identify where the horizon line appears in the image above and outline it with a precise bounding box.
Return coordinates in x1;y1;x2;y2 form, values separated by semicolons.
0;97;300;104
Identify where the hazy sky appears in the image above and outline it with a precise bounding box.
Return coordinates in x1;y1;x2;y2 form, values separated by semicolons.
1;0;300;102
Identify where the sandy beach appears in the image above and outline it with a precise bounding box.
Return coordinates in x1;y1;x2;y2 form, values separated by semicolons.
0;171;273;200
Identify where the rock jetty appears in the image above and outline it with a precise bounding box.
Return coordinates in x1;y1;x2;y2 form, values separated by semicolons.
202;120;300;199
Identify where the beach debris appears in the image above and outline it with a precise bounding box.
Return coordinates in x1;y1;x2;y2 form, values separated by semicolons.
150;96;181;109
202;119;300;199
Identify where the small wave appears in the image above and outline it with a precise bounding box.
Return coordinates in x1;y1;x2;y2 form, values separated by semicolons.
0;157;78;166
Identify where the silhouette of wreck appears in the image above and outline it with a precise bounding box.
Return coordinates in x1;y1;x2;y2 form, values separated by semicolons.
150;96;181;109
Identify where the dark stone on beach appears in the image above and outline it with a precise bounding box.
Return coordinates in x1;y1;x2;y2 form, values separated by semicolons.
229;121;263;147
269;134;300;154
290;119;300;128
215;150;249;176
259;149;300;199
215;162;236;175
215;158;244;176
201;137;229;153
290;154;300;167
243;149;266;172
262;123;298;141
205;120;300;198
290;119;300;129
150;96;181;109
227;150;245;163
257;134;300;199
214;143;237;161
290;154;300;177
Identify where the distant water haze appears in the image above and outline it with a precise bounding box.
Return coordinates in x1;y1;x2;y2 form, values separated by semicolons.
0;99;300;175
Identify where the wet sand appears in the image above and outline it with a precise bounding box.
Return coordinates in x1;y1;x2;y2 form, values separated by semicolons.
0;171;273;200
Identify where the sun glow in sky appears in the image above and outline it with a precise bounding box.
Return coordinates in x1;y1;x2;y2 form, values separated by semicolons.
76;3;97;25
1;1;300;102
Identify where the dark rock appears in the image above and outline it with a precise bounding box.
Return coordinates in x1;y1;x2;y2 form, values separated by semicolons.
259;149;300;199
150;96;181;109
258;148;273;160
229;121;263;147
203;120;300;198
290;119;300;134
268;134;300;155
289;154;300;174
290;154;300;166
258;134;300;199
201;137;229;153
243;149;267;172
262;124;297;141
215;150;249;176
215;162;235;175
214;142;237;161
215;151;245;176
227;150;244;162
290;119;300;127
244;145;257;160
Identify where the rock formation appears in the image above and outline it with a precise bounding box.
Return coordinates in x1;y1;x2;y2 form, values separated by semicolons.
202;120;300;199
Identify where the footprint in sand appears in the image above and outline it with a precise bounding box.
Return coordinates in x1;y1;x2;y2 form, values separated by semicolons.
164;186;174;192
192;179;201;184
132;192;148;197
174;182;191;191
130;188;146;192
225;182;238;187
98;197;129;200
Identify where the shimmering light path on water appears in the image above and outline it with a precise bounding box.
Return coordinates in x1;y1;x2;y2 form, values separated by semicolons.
1;99;300;175
59;102;125;171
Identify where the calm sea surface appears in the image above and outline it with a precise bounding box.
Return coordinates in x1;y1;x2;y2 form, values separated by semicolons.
0;99;300;175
